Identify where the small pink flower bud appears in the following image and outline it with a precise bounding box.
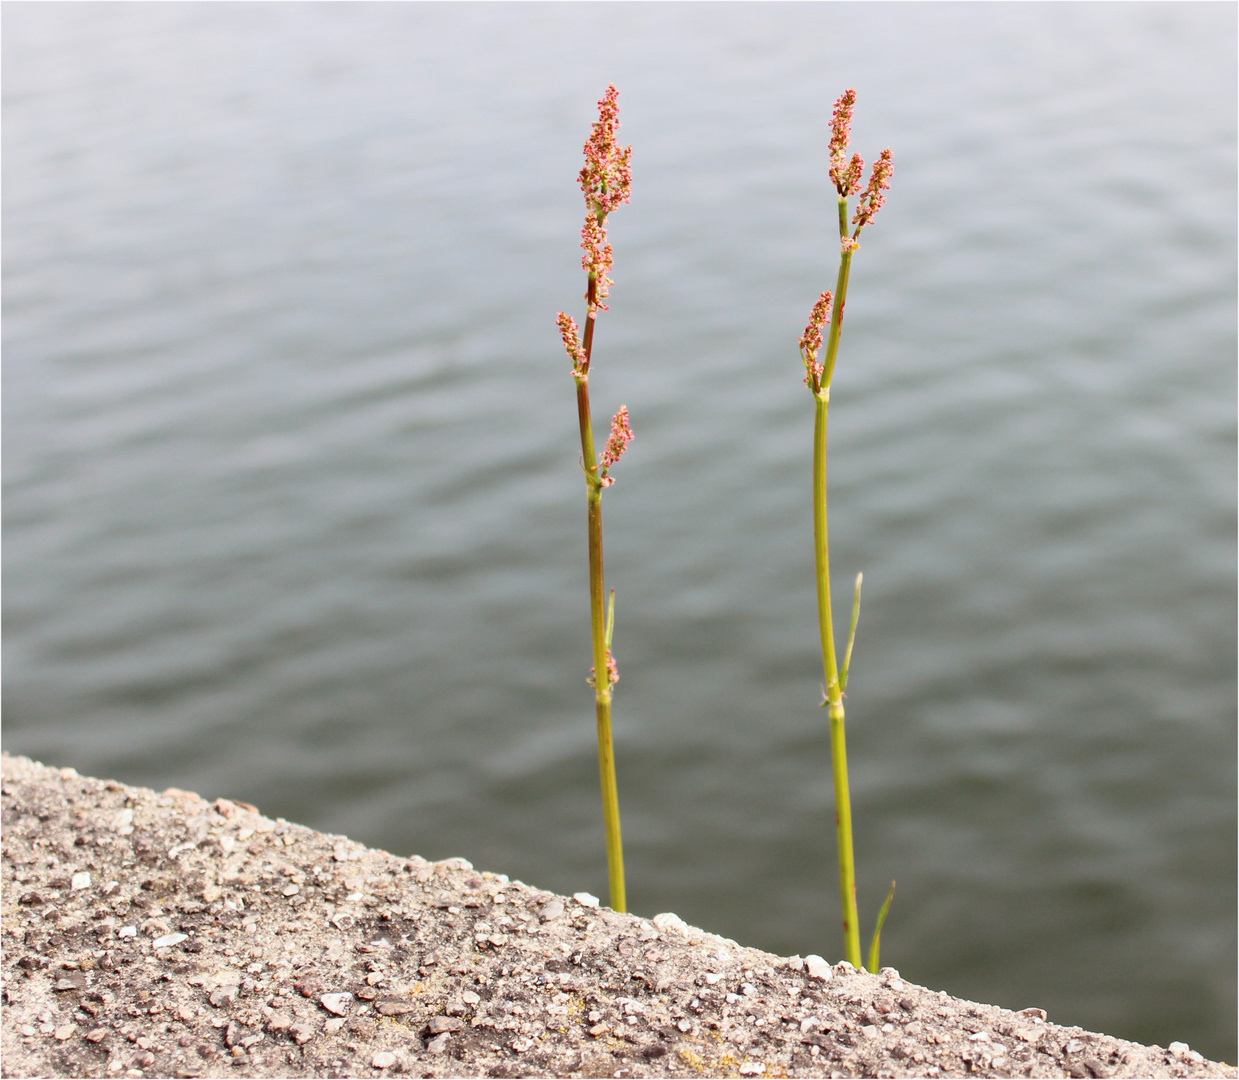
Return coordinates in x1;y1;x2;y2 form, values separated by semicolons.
840;236;859;253
556;312;587;373
588;650;620;688
852;147;893;229
599;404;633;480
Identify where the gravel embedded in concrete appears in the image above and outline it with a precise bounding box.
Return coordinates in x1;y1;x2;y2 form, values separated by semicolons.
2;753;1233;1079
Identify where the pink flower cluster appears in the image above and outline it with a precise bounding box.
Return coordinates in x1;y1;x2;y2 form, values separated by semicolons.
599;404;633;485
827;88;894;230
581;214;614;311
579;84;633;216
852;147;893;230
556;311;587;375
829;89;861;196
799;290;834;388
577;85;632;316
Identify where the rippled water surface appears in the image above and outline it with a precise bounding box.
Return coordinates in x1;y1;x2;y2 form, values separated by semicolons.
4;2;1235;1061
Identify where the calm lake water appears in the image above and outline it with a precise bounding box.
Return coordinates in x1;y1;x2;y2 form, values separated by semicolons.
4;2;1235;1062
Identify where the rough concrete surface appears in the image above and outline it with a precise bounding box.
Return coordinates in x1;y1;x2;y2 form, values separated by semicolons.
2;753;1233;1079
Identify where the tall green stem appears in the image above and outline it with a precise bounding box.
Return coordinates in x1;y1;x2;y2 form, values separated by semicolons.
575;297;626;914
814;388;861;968
808;190;866;966
821;195;854;390
805;90;897;972
560;84;632;913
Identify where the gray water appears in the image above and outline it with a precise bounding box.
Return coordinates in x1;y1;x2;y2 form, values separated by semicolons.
4;1;1235;1062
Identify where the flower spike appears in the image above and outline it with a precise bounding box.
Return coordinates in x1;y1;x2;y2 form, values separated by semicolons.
841;153;865;198
799;290;833;389
579;84;633;216
829;88;858;195
599;404;634;484
557;311;587;375
853;148;894;230
581;214;614;313
576;86;631;315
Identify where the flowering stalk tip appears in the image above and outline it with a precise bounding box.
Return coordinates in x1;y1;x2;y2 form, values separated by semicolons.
579;84;633;216
829;89;859;196
576;85;632;317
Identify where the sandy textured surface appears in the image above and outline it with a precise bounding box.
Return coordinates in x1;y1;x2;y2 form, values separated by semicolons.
2;753;1233;1079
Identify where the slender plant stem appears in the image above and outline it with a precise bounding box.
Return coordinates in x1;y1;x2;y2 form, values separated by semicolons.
559;85;632;913
807;88;896;972
821;197;854;391
814;388;862;969
575;280;627;914
809;190;868;966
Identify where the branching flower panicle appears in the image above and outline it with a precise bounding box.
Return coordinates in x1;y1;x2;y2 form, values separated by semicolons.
599;404;633;485
579;84;633;216
575;85;631;317
799;290;833;390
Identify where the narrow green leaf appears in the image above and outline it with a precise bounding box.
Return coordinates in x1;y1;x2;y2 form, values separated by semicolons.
839;572;863;694
866;880;896;974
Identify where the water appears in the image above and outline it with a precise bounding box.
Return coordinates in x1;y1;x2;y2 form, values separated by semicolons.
4;2;1234;1062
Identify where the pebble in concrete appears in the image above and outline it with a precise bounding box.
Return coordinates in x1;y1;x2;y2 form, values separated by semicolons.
320;993;353;1017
